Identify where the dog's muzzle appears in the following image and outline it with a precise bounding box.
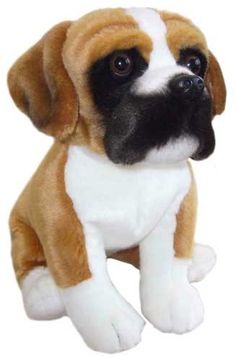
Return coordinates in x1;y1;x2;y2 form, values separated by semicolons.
103;72;214;165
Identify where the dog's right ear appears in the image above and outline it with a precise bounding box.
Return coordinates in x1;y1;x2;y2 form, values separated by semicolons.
8;21;79;140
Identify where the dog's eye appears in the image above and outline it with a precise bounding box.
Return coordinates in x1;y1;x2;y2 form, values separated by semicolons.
184;55;202;75
110;53;133;77
179;49;207;77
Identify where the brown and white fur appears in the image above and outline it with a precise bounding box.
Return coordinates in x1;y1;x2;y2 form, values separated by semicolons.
8;8;226;353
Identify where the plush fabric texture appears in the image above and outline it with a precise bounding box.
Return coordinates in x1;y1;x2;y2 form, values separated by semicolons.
111;167;197;266
160;11;208;59
10;142;91;287
160;11;226;116
63;8;153;152
21;267;65;320
8;22;78;140
206;52;227;115
8;7;226;353
8;9;226;149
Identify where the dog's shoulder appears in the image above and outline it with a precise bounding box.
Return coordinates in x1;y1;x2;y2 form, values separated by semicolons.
11;141;69;224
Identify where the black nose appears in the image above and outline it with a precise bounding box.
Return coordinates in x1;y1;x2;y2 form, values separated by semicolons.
170;74;205;98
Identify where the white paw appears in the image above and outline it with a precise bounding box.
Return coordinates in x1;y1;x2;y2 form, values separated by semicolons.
21;267;65;320
61;279;145;353
142;281;204;334
141;258;204;334
188;244;216;283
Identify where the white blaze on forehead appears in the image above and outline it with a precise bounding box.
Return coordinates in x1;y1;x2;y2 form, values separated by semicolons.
126;8;191;94
126;8;175;69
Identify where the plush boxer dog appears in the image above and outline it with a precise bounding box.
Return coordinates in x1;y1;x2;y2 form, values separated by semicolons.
8;8;226;353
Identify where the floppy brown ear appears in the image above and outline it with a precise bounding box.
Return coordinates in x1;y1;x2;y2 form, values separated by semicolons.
205;51;226;116
8;21;78;140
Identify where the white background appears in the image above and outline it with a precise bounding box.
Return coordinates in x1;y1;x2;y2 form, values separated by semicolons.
0;0;235;356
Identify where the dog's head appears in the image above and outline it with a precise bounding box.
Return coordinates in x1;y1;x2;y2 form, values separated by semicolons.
8;8;226;164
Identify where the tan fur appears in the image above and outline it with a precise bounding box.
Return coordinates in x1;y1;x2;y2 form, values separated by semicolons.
160;11;208;60
10;142;91;287
8;22;79;141
10;216;47;282
174;165;197;258
8;8;226;289
63;8;152;151
161;11;226;116
8;9;226;149
206;52;226;115
110;246;140;269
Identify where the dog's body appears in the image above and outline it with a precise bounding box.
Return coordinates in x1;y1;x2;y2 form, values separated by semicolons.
9;8;226;353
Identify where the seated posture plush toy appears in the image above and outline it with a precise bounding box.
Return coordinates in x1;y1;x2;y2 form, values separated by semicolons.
8;8;226;353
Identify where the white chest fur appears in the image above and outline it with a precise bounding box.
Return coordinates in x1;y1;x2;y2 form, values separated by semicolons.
65;146;191;252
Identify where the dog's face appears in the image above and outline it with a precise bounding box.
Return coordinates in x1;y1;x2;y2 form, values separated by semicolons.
9;8;226;165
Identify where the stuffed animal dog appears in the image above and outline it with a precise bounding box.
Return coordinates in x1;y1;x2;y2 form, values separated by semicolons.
8;8;226;353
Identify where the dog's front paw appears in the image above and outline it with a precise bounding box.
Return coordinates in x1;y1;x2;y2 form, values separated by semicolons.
61;279;145;353
141;280;204;334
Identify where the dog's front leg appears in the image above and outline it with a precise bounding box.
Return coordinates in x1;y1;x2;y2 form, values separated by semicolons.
139;211;204;334
60;227;145;353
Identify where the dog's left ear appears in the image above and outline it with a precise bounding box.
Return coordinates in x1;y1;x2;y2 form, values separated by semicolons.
205;51;226;116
